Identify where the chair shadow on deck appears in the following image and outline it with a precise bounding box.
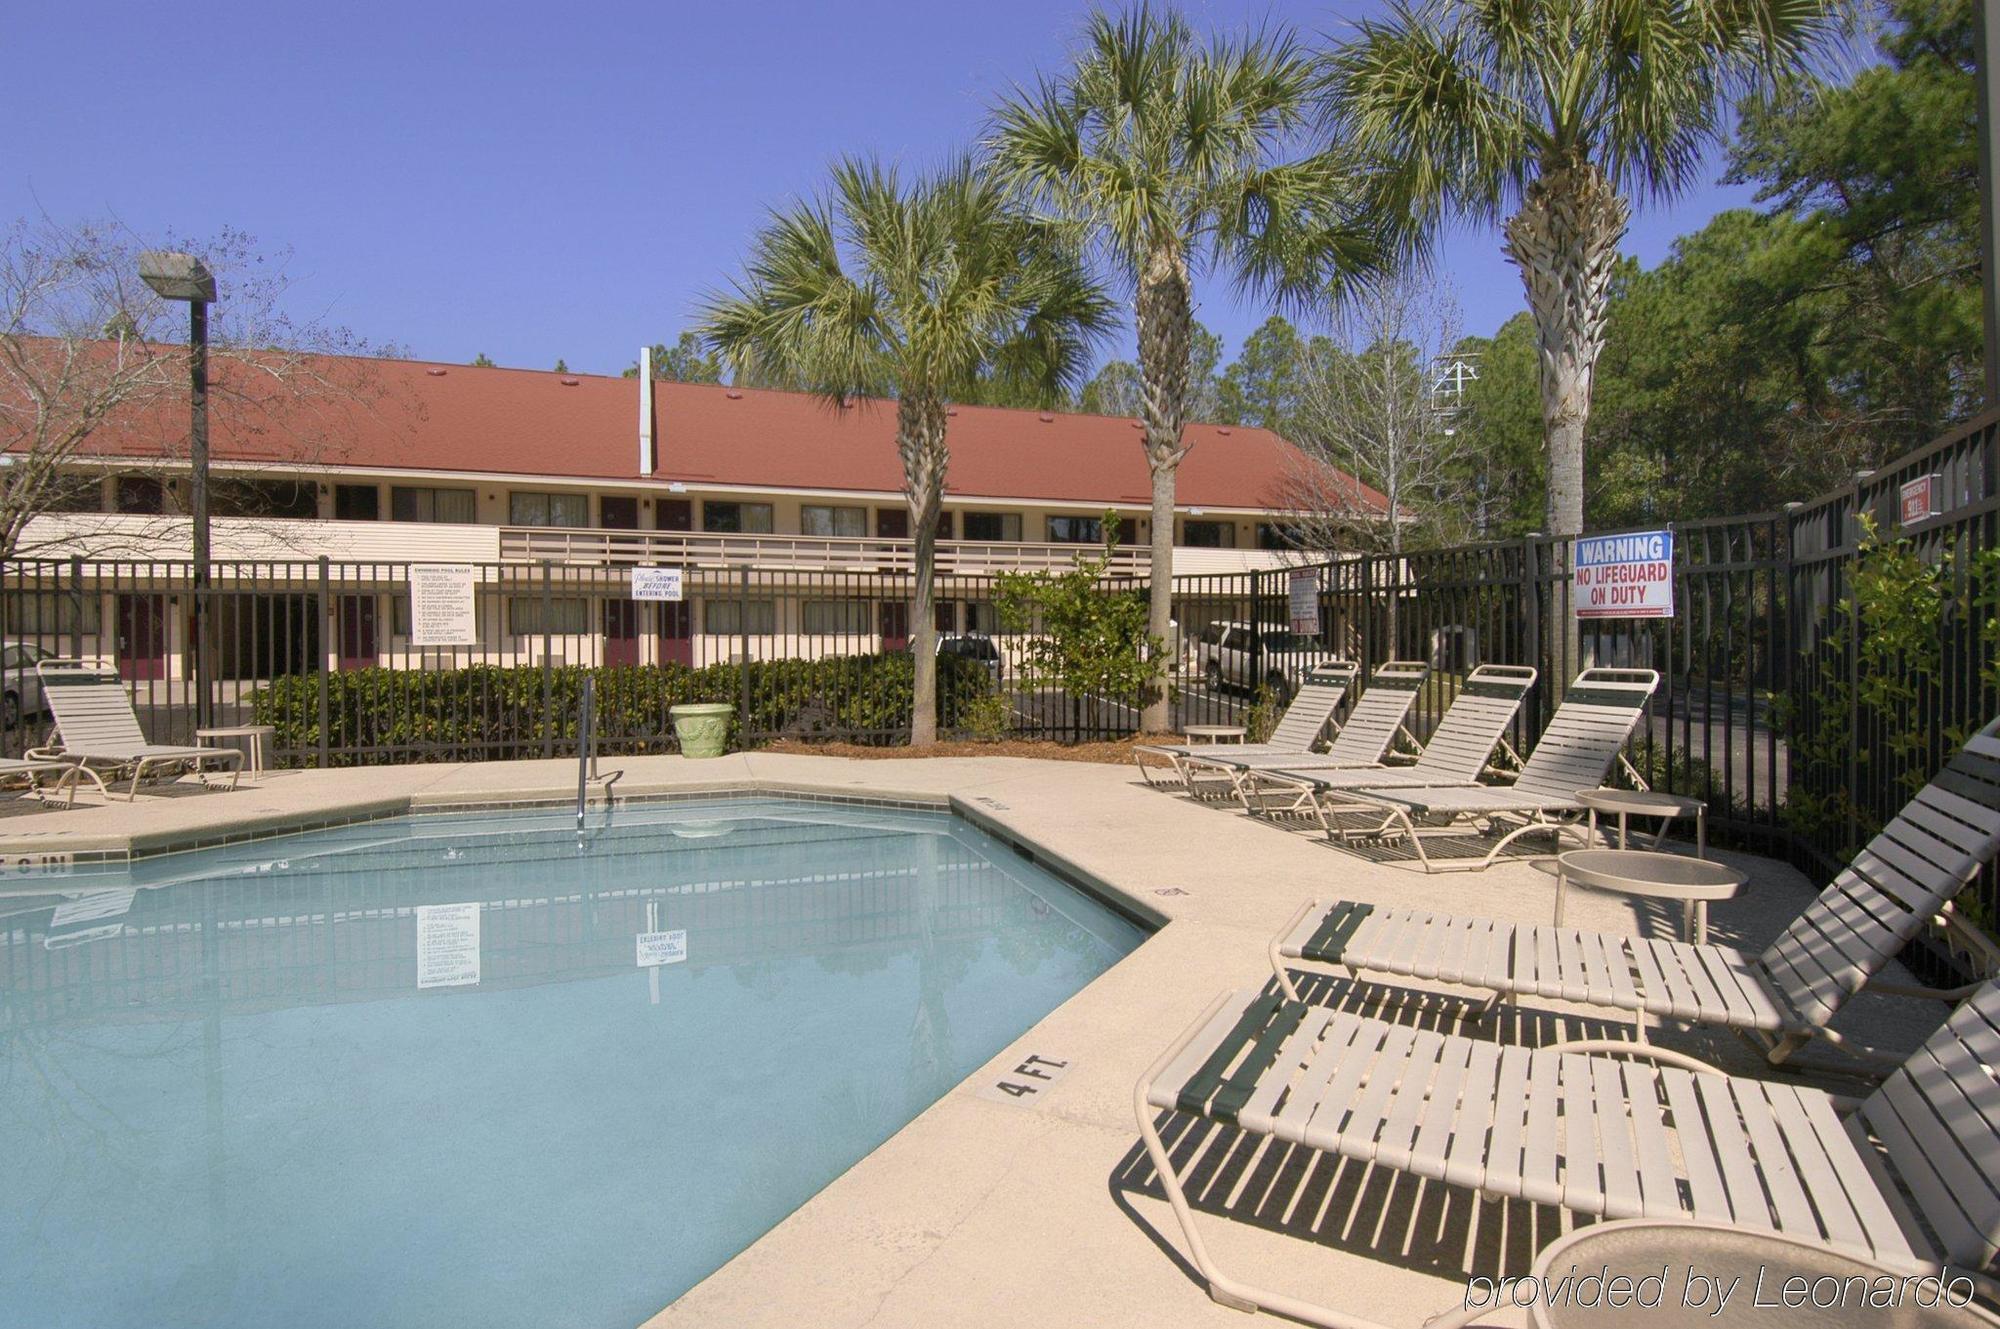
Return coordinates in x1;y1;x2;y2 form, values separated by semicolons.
1107;971;1677;1306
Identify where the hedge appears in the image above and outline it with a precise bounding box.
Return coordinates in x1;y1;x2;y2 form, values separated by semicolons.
249;653;992;766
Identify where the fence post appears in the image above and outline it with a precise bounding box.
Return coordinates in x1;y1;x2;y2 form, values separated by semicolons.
1518;535;1543;729
737;565;752;737
1249;571;1264;686
541;560;555;760
317;557;331;770
67;555;84;660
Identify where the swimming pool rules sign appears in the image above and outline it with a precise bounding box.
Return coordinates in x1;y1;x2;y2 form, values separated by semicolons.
408;564;478;646
1573;530;1675;620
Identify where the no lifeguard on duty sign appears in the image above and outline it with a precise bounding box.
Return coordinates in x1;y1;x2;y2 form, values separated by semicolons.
1573;530;1675;620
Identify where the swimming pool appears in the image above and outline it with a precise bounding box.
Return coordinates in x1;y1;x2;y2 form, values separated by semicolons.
0;797;1144;1328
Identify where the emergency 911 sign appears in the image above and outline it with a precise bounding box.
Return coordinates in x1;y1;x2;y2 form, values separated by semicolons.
1573;530;1675;620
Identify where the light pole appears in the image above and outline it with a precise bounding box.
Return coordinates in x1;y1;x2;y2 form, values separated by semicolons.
138;251;217;730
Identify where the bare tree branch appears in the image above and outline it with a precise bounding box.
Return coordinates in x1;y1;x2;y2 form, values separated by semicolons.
0;217;404;559
1280;273;1477;563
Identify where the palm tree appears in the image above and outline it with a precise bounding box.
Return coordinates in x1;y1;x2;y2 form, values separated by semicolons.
1323;0;1836;540
700;158;1112;746
989;5;1378;733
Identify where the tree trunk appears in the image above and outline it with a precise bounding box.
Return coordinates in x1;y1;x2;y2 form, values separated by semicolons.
1136;241;1193;734
1502;160;1629;540
1505;160;1628;691
899;397;950;748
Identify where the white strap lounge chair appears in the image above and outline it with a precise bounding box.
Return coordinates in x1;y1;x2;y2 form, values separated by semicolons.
1134;661;1362;796
1271;718;2000;1067
0;756;83;808
1149;661;1430;800
1228;664;1538;822
1328;667;1660;871
33;658;242;801
1137;980;2000;1328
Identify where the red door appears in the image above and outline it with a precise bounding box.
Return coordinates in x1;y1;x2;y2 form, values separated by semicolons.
603;600;641;667
879;602;909;652
658;601;692;665
337;596;378;671
116;595;166;681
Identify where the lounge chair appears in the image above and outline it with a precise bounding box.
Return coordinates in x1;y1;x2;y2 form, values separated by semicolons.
1319;667;1660;871
0;756;83;808
1227;664;1538;823
1137;980;2000;1327
1270;718;2000;1067
1134;661;1361;796
32;658;241;800
1143;661;1431;800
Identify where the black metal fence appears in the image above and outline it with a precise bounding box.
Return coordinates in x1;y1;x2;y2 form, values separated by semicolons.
1;411;1993;918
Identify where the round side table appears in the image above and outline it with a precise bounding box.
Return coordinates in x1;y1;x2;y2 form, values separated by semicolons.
1577;787;1708;857
196;724;275;782
1523;1220;1998;1329
1180;724;1247;744
1556;848;1746;944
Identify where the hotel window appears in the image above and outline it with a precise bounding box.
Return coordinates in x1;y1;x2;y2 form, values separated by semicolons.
1182;519;1236;548
115;475;167;515
800;504;868;538
1048;515;1136;544
705;598;776;635
961;511;1022;542
703;501;774;534
1256;521;1300;551
508;596;589;635
213;477;319;519
964;601;1005;634
334;484;380;521
391;486;478;523
4;591;100;637
509;491;590;527
801;600;872;635
42;475;104;513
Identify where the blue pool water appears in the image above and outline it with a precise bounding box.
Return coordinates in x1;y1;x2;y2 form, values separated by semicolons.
0;797;1143;1328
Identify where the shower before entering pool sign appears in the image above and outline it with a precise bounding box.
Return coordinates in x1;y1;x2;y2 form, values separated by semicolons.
630;567;684;601
1573;530;1675;620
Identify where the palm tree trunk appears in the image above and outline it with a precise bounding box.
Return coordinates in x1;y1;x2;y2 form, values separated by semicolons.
1503;160;1629;540
1505;160;1628;689
1136;242;1192;734
899;397;950;747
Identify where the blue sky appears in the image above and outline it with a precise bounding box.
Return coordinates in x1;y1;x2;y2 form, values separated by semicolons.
11;0;1772;376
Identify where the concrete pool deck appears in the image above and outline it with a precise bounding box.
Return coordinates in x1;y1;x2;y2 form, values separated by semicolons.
0;754;1958;1328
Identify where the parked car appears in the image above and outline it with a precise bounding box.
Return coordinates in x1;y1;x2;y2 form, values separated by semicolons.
936;633;1004;686
0;641;55;729
1192;621;1331;703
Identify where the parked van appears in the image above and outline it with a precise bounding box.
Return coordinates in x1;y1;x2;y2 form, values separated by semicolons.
1192;621;1332;703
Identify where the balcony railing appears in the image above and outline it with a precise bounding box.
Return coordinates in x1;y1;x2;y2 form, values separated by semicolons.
13;512;1291;577
497;525;1163;574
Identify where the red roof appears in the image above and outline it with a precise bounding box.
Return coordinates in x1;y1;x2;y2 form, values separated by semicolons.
14;342;1386;514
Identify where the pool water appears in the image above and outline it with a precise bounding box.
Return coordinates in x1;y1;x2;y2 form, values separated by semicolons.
0;798;1143;1329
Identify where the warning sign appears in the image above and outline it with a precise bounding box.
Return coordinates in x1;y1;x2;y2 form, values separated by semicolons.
1573;531;1674;620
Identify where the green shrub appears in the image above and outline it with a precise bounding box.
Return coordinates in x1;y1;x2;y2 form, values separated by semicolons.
251;653;992;766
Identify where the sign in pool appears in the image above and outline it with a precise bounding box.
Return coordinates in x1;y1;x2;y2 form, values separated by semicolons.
415;901;482;988
636;929;688;966
1573;530;1675;620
